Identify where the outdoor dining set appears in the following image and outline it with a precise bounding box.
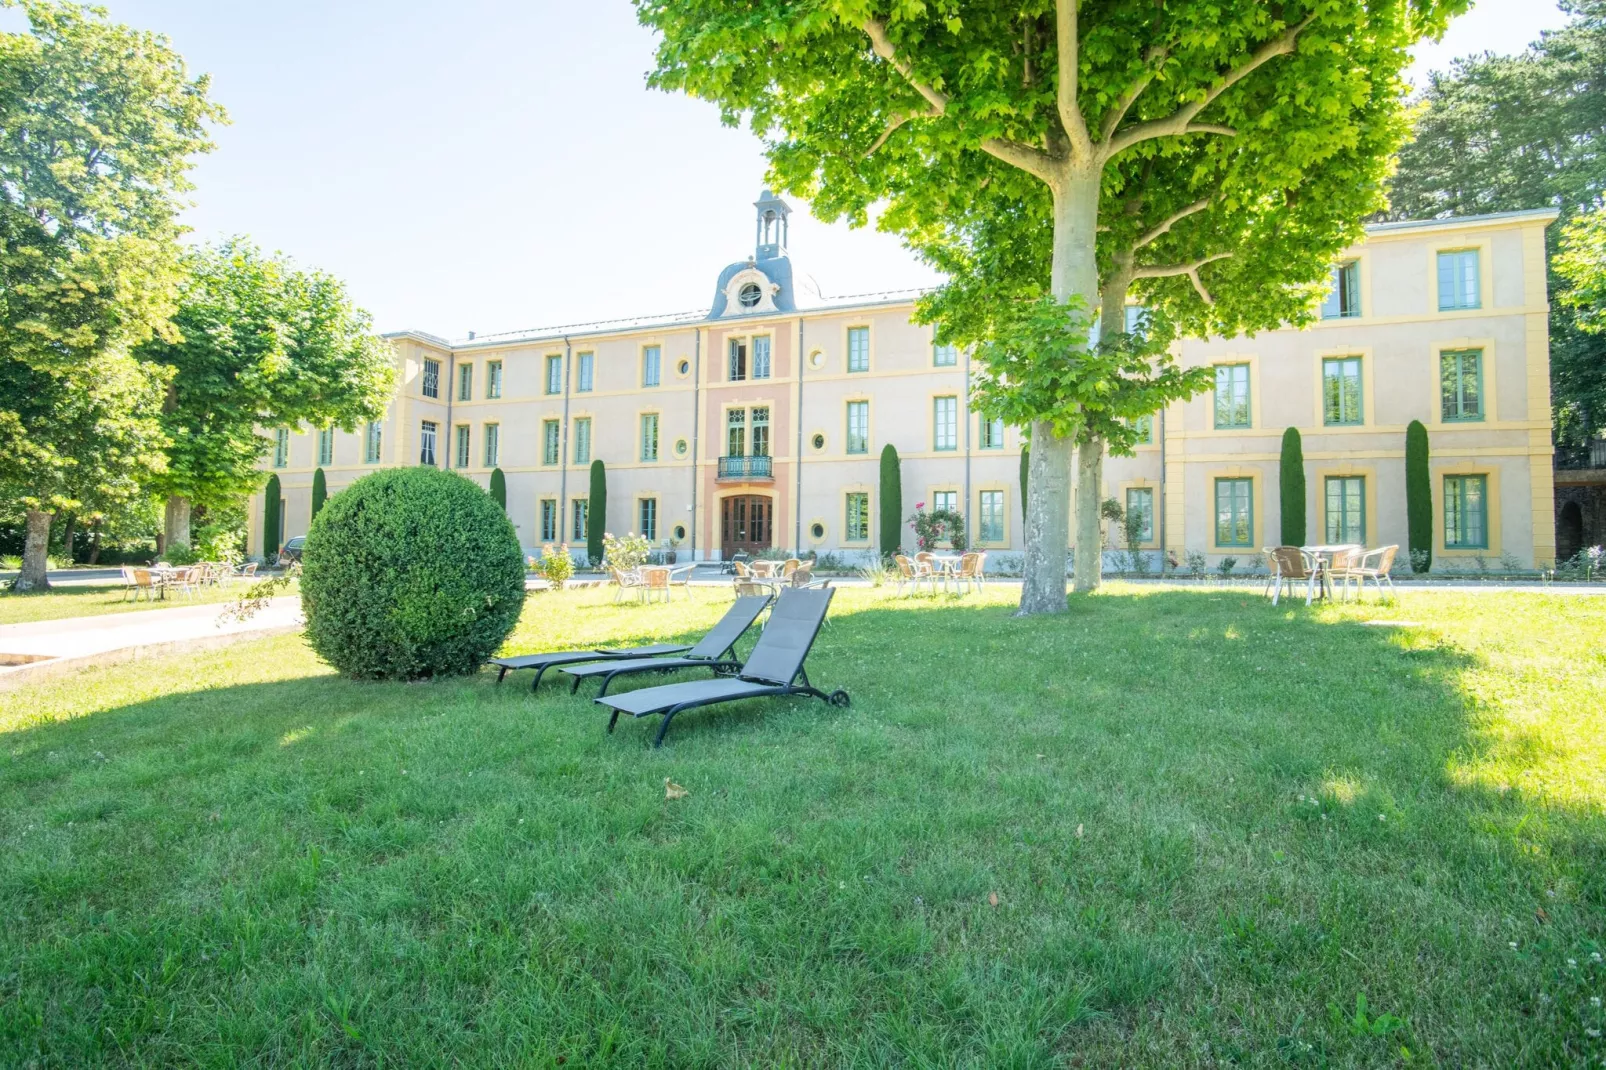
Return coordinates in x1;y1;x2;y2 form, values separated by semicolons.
729;557;830;598
1263;543;1398;606
893;551;988;596
119;561;258;602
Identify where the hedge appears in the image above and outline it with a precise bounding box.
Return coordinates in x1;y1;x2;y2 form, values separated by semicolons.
311;467;327;520
300;467;526;679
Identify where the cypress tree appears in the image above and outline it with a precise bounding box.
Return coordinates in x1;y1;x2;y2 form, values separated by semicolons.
262;474;281;557
488;467;506;511
311;467;327;519
878;443;902;554
587;459;606;564
1405;419;1432;572
1278;428;1306;545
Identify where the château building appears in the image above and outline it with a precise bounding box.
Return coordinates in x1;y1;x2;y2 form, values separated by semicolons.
250;191;1559;569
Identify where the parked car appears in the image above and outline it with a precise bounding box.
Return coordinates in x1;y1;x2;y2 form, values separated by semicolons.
277;536;305;566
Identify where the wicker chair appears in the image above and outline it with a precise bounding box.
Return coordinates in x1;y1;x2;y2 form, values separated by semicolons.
1336;544;1398;602
128;568;166;602
1263;546;1320;606
953;552;986;595
893;554;935;596
610;566;645;603
781;557;802;578
639;566;673;603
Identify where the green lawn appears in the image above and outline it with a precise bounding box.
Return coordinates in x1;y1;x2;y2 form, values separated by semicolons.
0;580;297;627
2;584;1603;1066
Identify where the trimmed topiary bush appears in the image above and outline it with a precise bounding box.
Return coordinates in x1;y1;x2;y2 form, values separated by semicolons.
262;474;281;558
301;467;526;679
587;460;606;565
1279;427;1306;545
879;443;902;554
311;467;327;519
488;466;506;511
1406;419;1432;573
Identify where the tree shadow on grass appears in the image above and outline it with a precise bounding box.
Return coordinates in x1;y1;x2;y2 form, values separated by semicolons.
1;588;1604;1065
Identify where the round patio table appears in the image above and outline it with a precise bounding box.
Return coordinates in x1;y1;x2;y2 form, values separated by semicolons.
1298;544;1362;605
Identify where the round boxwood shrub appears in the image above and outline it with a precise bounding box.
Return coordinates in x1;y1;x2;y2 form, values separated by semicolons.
301;466;526;679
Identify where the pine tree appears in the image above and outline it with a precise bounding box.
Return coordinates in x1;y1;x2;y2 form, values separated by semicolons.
878;444;902;555
1405;420;1432;572
1279;428;1306;545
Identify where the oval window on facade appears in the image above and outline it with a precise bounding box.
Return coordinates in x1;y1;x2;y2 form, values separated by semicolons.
674;437;688;457
672;524;687;541
810;522;826;541
677;358;691;377
811;432;826;451
738;283;763;308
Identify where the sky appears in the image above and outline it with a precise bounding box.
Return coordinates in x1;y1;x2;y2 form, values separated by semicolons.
4;0;1578;339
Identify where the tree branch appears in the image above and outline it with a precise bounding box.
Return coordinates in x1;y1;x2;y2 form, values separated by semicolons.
1133;198;1212;249
865;107;939;156
1132;251;1233;304
1100;11;1317;160
1185;123;1238;138
1055;0;1094;162
1098;45;1168;144
864;17;1064;183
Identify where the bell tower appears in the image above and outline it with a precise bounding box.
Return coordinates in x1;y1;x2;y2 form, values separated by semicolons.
754;189;790;261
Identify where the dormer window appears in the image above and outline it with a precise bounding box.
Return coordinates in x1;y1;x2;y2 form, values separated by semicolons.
738;283;762;308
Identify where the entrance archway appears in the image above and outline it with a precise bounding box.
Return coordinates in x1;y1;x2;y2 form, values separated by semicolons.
720;495;773;559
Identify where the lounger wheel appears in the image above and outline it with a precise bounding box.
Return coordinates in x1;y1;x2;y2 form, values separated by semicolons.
829;689;851;708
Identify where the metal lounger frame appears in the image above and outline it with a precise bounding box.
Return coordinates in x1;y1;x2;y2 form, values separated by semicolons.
490;644;690;692
594;587;848;747
562;594;772;696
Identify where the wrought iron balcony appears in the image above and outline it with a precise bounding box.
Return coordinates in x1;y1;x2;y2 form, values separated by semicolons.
717;455;773;481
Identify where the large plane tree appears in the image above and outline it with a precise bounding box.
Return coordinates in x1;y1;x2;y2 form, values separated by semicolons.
636;0;1465;610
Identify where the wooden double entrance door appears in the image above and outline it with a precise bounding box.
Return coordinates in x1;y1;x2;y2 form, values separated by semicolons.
721;495;772;559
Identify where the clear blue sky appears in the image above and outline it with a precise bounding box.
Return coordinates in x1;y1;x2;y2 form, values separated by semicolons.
4;1;1576;337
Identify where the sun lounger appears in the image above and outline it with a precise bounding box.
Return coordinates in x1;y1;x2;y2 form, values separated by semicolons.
490;642;692;692
561;594;771;695
594;587;848;747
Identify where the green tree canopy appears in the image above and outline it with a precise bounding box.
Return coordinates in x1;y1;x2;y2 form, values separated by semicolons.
0;0;221;588
1557;206;1606;336
136;240;395;548
636;0;1461;610
1386;0;1606;443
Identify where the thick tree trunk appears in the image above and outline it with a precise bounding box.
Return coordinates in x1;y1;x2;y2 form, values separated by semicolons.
15;509;53;592
1071;275;1135;593
1019;172;1101;614
88;522;103;565
164;495;192;550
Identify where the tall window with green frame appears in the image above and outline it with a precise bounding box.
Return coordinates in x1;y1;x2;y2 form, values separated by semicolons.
978;490;1005;543
576;352;594;393
846;327;869;373
317;427;334;466
846;400;869;454
979;415;1004;449
539;499;557;542
1214;365;1251;429
483;423;499;467
1323;357;1363;425
273;428;289;468
454;424;470;469
1440;348;1483;421
844;492;870;542
457;362;473;401
1443;474;1488;548
544;355;563;395
1320;261;1360;319
1125;487;1154;542
363;421;382;464
486;360;502;398
933;396;958;451
1324;476;1365;543
933;341;958;367
640;413;659;462
1214;478;1253;547
572;417;591;464
1437;249;1480;311
542;419;560;465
